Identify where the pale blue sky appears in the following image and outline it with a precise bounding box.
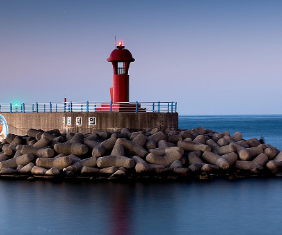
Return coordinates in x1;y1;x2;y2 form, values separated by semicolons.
0;0;281;114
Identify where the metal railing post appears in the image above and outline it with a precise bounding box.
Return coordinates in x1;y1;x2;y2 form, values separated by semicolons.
32;104;34;112
158;101;160;113
152;102;155;112
171;101;173;113
136;101;138;113
167;103;169;113
36;102;38;113
86;101;89;112
94;103;96;112
81;104;83;112
110;101;112;113
64;101;66;112
43;104;46;112
50;102;52;113
175;102;177;113
10;103;12;113
56;104;58;112
70;101;72;112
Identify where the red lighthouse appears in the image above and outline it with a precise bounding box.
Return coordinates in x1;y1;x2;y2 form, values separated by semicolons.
107;41;135;103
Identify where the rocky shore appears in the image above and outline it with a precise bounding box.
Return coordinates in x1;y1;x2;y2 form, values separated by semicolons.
0;127;281;181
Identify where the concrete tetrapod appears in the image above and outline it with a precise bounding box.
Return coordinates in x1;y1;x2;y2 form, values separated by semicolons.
217;138;230;147
238;147;263;161
27;129;43;138
216;144;236;155
132;133;147;147
1;167;17;174
10;136;24;146
31;166;48;175
97;155;135;168
266;151;282;174
16;153;35;166
133;155;152;173
54;143;88;156
111;143;125;156
231;132;243;141
21;145;39;155
81;156;98;167
264;147;279;160
149;131;166;143
66;162;83;172
167;134;182;144
70;143;88;156
36;158;54;169
3;145;14;156
53;156;72;170
202;151;230;170
100;166;118;174
116;138;148;158
146;138;156;149
54;143;72;155
206;139;220;153
221;152;238;166
18;162;35;174
192;135;206;144
81;166;100;174
235;153;269;174
158;140;173;148
92;145;106;157
84;138;100;150
0;158;17;169
178;141;211;152
37;148;55;158
45;167;60;176
187;151;204;172
69;133;84;144
146;147;183;166
246;138;260;147
101;136;117;151
33;137;51;149
201;164;220;172
146;153;167;165
0;154;9;162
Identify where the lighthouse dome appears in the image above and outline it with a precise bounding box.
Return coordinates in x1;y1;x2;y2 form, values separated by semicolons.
107;43;135;62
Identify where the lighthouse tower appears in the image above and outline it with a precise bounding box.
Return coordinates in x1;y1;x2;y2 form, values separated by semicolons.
107;41;135;103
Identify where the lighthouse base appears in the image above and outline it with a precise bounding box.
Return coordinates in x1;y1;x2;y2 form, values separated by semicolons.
95;103;146;113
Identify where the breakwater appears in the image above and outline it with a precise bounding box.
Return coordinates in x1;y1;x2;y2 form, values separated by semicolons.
0;127;281;180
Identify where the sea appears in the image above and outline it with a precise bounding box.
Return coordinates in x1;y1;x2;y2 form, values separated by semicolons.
1;115;282;235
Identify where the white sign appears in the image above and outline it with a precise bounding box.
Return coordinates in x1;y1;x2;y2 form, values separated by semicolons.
76;117;82;125
89;117;96;125
67;117;71;125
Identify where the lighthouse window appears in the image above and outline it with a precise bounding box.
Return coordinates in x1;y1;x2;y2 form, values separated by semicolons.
117;62;125;75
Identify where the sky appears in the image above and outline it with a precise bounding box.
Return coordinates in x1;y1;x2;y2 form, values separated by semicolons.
0;0;282;115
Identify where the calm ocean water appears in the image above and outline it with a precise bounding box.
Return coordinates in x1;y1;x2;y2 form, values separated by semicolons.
179;115;282;150
1;115;282;235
